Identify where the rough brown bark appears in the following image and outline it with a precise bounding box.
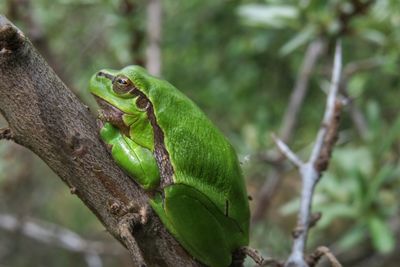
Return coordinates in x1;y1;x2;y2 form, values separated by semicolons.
0;15;199;267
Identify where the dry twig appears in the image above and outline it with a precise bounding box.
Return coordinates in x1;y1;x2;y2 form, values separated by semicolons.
307;246;342;267
240;247;283;267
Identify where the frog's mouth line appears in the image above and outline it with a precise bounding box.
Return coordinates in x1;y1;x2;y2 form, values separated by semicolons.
94;96;124;118
94;96;130;136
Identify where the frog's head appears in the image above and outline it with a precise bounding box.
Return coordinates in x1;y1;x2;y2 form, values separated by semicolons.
89;65;153;134
89;65;152;112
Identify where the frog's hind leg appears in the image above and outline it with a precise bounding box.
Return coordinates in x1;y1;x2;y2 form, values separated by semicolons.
150;184;233;267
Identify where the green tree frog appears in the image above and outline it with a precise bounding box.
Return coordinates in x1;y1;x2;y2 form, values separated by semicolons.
89;65;250;267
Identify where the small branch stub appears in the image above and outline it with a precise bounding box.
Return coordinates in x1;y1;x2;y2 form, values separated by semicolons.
119;214;147;267
0;19;25;53
271;133;304;168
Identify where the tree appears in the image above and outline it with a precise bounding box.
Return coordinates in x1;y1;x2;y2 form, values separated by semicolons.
0;16;199;267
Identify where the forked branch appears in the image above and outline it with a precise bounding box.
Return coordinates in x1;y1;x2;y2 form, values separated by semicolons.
272;41;343;267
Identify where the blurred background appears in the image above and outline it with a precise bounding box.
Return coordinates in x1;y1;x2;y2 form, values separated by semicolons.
0;0;400;266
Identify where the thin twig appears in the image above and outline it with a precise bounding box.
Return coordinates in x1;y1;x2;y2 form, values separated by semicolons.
278;40;343;267
271;133;304;168
307;246;342;267
240;247;283;267
0;213;125;267
343;57;384;77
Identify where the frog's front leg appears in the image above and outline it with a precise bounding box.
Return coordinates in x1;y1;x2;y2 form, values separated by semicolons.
100;122;160;190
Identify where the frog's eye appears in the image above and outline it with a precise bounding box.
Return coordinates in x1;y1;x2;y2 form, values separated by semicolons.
116;77;128;85
112;76;131;94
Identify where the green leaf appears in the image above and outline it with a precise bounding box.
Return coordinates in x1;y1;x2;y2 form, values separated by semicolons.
360;29;387;46
332;147;373;177
237;4;299;28
279;198;300;216
279;26;315;56
367;216;395;254
316;203;357;228
365;164;394;208
353;170;368;209
379;114;400;154
365;100;382;141
337;225;366;251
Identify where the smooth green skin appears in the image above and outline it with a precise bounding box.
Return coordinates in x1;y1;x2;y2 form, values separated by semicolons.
89;66;250;267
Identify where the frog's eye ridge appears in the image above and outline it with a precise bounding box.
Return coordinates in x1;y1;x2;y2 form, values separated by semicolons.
96;71;115;80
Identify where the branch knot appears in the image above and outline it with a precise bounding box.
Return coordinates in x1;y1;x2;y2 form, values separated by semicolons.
0;19;25;53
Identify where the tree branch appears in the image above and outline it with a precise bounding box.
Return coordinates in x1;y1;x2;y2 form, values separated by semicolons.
0;15;199;267
278;41;343;267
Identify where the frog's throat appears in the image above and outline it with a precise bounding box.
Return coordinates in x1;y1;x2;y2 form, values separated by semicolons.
134;90;175;189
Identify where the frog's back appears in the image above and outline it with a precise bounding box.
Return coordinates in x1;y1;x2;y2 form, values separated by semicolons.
122;65;249;241
148;76;250;241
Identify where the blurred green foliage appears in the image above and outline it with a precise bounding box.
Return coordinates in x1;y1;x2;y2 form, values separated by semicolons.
1;0;400;267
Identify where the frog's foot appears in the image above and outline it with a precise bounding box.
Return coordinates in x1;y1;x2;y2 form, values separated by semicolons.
125;201;151;225
0;127;13;141
109;200;151;226
96;100;130;136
